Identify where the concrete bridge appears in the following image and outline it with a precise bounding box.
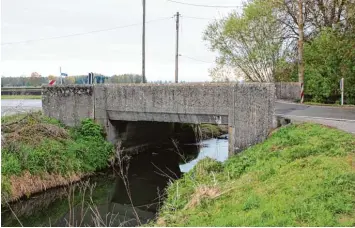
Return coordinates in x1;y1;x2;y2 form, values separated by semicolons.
42;83;275;155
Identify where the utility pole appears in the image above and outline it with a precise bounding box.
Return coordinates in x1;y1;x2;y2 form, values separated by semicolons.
340;78;344;105
175;12;180;83
298;0;305;103
60;66;62;85
142;0;146;83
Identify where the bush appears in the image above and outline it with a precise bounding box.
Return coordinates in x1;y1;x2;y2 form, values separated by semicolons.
76;118;105;139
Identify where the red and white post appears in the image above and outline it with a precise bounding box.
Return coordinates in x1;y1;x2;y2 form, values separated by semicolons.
49;79;56;86
300;82;304;103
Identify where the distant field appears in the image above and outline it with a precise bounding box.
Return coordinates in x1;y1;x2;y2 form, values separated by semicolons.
1;95;42;100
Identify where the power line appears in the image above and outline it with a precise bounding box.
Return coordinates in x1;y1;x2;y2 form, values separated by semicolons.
1;17;173;46
182;16;215;20
166;0;242;8
181;55;214;63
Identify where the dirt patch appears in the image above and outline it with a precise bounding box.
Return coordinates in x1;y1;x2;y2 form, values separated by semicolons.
185;185;221;209
337;213;355;225
5;171;89;203
156;218;167;226
347;154;355;170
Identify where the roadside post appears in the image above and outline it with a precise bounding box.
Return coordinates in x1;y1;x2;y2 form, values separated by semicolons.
340;78;344;105
88;72;94;84
49;79;56;86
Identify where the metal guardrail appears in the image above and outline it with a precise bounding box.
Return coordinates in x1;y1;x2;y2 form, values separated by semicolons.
1;87;42;95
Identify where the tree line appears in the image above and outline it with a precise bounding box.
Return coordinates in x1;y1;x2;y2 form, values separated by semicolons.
205;0;355;104
0;73;182;87
1;74;144;87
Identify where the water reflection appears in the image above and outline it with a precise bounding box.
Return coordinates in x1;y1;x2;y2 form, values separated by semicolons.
180;135;228;172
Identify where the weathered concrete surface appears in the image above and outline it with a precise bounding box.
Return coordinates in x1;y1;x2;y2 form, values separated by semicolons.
42;85;95;126
275;82;300;101
42;83;275;155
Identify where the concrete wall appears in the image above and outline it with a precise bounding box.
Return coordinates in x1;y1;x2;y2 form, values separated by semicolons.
275;82;301;100
97;83;233;125
42;83;275;155
42;85;95;126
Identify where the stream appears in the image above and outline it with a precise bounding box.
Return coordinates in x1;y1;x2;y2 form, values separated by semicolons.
1;136;228;227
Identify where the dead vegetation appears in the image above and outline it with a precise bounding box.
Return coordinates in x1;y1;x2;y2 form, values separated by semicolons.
5;171;88;203
185;185;221;209
2;112;68;146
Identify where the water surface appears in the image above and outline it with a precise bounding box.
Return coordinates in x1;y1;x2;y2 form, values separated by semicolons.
2;136;228;227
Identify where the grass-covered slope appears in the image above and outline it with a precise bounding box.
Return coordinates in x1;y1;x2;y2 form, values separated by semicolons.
1;112;114;202
157;123;355;227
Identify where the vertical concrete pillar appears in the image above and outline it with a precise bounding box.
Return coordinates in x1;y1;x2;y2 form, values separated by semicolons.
93;85;109;134
228;83;275;155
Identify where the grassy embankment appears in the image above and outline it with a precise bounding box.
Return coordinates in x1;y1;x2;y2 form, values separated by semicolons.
304;101;355;108
1;112;114;203
156;123;355;227
1;95;42;99
199;124;228;139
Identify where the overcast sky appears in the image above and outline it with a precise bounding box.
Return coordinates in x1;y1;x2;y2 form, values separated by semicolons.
1;0;243;82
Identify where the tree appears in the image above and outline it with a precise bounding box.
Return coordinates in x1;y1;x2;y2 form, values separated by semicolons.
303;28;355;104
65;76;76;84
109;74;143;83
29;72;42;86
208;64;244;82
273;0;355;43
204;0;289;82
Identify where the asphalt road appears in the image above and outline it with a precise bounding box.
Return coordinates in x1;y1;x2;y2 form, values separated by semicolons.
1;99;42;116
275;100;355;121
1;99;354;133
275;100;355;133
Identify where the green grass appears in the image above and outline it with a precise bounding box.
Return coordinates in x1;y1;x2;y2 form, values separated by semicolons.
303;101;355;107
1;113;114;199
157;123;355;227
1;95;42;99
1;111;41;124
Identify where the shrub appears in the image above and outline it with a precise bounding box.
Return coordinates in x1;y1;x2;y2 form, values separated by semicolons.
76;118;105;139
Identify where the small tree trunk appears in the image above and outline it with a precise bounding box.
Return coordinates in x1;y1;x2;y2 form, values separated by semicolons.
298;0;305;103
